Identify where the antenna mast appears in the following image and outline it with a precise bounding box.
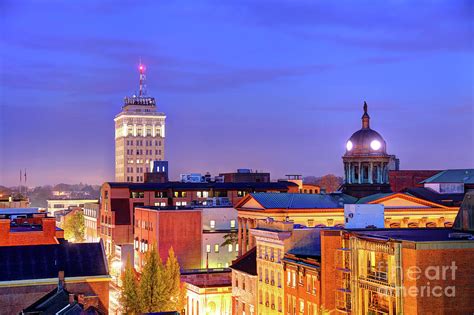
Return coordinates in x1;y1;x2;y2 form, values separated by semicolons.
139;62;146;96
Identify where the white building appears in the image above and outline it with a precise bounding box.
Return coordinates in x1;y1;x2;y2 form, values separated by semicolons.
201;206;238;269
114;64;166;182
46;198;98;217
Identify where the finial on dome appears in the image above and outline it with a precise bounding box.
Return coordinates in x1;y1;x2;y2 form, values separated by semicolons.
362;101;370;128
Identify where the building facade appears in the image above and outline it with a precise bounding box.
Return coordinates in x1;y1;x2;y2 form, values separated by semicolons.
231;247;258;315
46;198;97;217
115;64;166;183
98;181;297;256
83;202;99;242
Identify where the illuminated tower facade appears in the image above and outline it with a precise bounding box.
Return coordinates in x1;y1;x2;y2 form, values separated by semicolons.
341;102;399;198
114;64;166;182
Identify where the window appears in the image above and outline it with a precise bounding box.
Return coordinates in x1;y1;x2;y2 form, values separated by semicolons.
130;191;144;198
292;271;296;287
237;190;247;197
206;245;211;253
174;191;187;198
155;191;167;198
197;191;209;198
214;244;219;253
236;244;239;252
230;220;236;228
210;220;216;228
228;244;233;252
299;299;304;313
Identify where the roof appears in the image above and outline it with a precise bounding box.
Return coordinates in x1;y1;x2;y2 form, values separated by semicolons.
247;192;357;209
453;191;474;232
230;247;257;275
0;208;40;215
106;181;297;190
0;240;108;282
406;187;465;207
349;228;474;242
356;193;395;204
287;229;322;259
421;169;474;184
22;287;73;314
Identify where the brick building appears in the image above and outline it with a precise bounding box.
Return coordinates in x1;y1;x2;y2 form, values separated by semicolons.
99;181;298;256
0;212;63;246
388;170;440;192
283;245;321;315
231;247;258;315
134;207;202;270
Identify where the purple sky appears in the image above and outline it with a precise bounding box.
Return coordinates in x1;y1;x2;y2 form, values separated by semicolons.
1;1;473;186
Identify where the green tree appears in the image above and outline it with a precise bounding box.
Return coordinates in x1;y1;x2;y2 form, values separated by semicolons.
63;210;85;242
164;247;187;312
139;246;167;312
220;231;238;248
119;258;141;314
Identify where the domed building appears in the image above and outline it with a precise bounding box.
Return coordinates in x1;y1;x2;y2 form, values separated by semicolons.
341;102;399;198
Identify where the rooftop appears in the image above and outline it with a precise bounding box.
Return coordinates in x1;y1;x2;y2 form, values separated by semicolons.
421;169;474;184
0;239;108;282
349;228;474;242
230;247;257;276
107;181;297;190
248;192;357;209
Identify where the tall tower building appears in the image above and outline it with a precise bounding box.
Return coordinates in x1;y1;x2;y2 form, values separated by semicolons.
341;102;399;198
114;64;166;182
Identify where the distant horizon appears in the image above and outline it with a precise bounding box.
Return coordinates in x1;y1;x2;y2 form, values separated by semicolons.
1;1;473;186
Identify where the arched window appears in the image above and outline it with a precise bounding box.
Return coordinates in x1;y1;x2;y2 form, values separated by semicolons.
390;222;401;228
444;222;454;228
426;222;437;228
408;222;419;228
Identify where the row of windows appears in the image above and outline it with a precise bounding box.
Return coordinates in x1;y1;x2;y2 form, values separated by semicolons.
234;274;252;293
209;220;236;229
100;225;112;236
206;244;239;253
84;220;96;229
126;127;161;137
101;215;112;225
127;175;144;182
134;239;149;252
126;149;162;156
128;190;239;199
259;290;282;312
286;269;318;294
126;140;162;146
128;158;161;164
258;245;282;263
259;267;282;287
83;208;97;218
135;219;154;231
287;295;319;315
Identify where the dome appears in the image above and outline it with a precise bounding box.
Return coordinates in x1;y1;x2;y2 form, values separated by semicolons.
344;102;387;156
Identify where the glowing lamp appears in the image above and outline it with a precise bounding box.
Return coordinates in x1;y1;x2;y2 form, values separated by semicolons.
346;140;353;151
370;140;381;150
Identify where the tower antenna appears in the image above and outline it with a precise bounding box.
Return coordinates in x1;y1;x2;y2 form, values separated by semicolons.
138;60;146;96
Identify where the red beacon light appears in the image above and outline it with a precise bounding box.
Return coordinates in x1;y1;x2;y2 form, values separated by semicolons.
139;64;145;72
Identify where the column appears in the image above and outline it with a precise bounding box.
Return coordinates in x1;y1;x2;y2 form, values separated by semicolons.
358;162;362;184
369;162;373;184
249;219;256;249
238;217;243;256
242;218;248;254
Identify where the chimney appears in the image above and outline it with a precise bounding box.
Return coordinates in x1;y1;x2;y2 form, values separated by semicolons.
69;293;75;305
42;217;56;238
58;270;65;290
0;219;11;244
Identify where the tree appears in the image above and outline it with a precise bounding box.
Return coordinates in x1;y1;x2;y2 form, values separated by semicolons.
119;258;141;314
319;174;343;193
63;210;85;242
139;246;167;312
164;247;187;312
220;231;238;248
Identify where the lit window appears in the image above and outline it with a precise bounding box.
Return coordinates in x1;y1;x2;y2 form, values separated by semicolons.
228;244;233;252
214;244;219;253
230;220;236;228
236;244;239;252
210;220;216;229
206;245;211;253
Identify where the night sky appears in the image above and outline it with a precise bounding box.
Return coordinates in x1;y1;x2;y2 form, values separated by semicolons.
1;1;473;186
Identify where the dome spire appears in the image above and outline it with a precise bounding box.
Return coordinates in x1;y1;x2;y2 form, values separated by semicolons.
362;101;370;129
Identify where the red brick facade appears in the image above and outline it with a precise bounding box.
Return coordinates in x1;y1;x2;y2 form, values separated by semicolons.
0;216;61;246
134;207;202;270
389;170;440;192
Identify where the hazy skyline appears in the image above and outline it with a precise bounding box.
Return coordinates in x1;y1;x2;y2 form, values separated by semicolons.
1;1;473;186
